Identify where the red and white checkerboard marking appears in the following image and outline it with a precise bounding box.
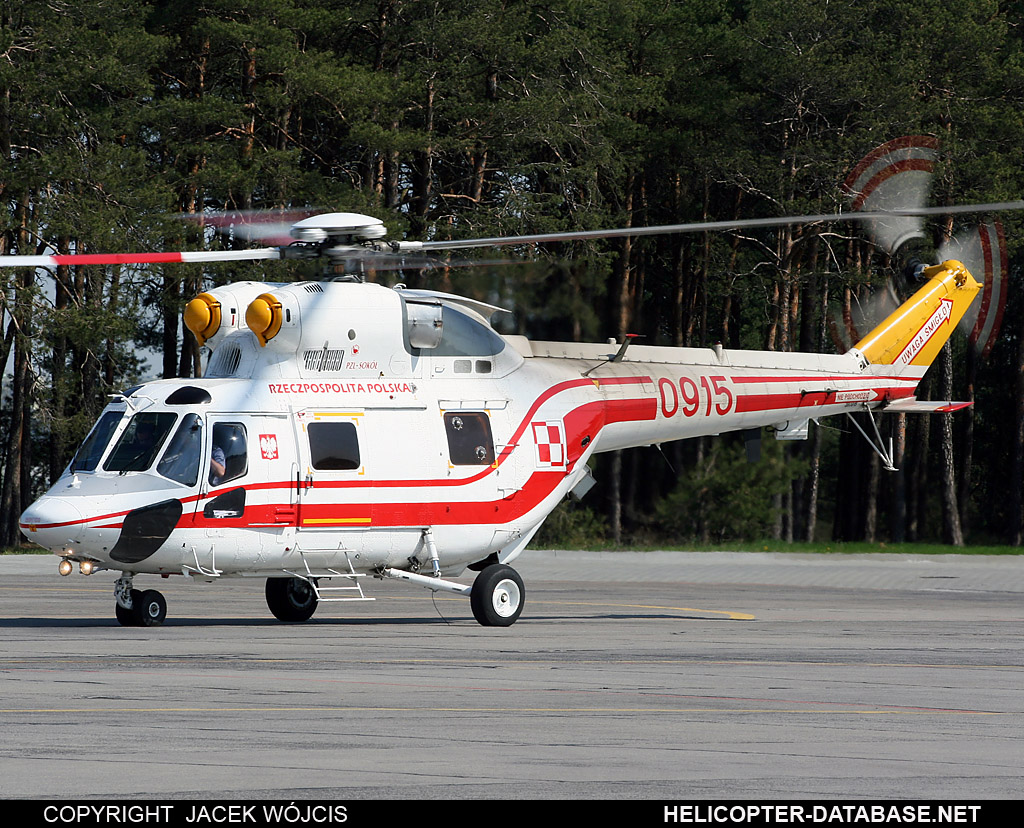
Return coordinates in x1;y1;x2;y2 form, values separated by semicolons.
532;421;565;468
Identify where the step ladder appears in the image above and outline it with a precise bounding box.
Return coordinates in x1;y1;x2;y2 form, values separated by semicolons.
284;552;375;603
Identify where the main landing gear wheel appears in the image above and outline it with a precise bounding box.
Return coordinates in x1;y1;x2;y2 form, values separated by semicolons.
265;576;319;622
470;564;525;627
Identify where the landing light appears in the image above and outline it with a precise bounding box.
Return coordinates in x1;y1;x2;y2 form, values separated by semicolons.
58;559;73;576
80;560;95;576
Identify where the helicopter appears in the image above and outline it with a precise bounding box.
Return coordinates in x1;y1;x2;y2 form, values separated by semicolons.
5;190;1020;628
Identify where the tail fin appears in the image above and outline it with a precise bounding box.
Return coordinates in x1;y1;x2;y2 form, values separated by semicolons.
851;260;981;371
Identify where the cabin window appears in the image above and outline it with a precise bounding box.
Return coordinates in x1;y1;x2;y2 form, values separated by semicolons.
444;412;495;466
308;422;361;471
157;414;203;486
210;423;248;486
71;410;124;472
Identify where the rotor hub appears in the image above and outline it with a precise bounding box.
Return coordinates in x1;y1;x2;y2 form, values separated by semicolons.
289;212;387;243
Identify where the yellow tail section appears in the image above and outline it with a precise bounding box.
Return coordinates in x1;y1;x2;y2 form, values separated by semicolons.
852;260;981;370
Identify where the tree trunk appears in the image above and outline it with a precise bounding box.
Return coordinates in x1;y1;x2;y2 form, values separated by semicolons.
1013;311;1024;544
1;195;35;547
609;450;623;546
614;172;636;339
49;240;71;484
163;273;180;379
804;422;822;542
864;453;879;543
957;348;976;536
411;77;435;236
904;368;931;541
939;343;964;546
890;414;907;543
0;319;29;547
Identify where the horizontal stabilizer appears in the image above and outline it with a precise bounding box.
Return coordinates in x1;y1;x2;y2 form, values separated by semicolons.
882;398;973;413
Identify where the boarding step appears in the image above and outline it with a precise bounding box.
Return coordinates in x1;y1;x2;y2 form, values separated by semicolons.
312;576;374;603
284;556;375;603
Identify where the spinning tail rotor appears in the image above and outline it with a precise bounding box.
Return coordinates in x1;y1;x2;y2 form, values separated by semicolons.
834;136;1011;359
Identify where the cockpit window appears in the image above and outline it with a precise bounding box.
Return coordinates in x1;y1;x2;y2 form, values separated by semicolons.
103;413;178;473
157;414;203;486
70;410;124;472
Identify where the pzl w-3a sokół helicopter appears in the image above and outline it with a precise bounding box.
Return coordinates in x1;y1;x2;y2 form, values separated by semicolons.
7;201;1016;627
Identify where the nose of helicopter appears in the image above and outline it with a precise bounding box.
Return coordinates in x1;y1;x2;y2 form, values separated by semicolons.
20;497;85;548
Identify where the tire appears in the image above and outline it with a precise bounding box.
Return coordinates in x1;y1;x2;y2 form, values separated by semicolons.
470;564;525;627
265;577;318;622
115;600;137;626
116;588;144;626
134;589;167;627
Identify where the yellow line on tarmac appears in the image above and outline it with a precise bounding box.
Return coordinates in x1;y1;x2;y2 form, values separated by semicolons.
542;599;754;620
415;594;754;620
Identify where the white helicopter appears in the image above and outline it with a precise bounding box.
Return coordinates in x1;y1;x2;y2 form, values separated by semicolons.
6;195;1019;628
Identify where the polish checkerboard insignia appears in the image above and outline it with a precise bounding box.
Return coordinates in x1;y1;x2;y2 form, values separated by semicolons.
532;421;565;468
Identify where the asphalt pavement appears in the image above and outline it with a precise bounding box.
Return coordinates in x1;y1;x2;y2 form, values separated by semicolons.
0;550;1021;800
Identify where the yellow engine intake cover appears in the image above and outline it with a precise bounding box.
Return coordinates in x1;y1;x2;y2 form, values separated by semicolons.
246;293;284;346
183;293;222;345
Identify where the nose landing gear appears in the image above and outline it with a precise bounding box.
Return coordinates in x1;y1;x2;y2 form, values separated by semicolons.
114;574;167;627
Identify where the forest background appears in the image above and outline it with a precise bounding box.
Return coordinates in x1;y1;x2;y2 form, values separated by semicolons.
3;0;1024;550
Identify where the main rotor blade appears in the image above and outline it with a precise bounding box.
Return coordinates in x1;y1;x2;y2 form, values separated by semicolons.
4;199;1021;267
181;208;323;246
0;248;282;269
409;201;1024;251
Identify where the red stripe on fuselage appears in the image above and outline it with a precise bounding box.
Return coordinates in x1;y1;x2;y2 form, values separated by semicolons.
735;385;915;413
730;374;921;385
22;374;655;532
199;470;568;529
182;395;658;530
